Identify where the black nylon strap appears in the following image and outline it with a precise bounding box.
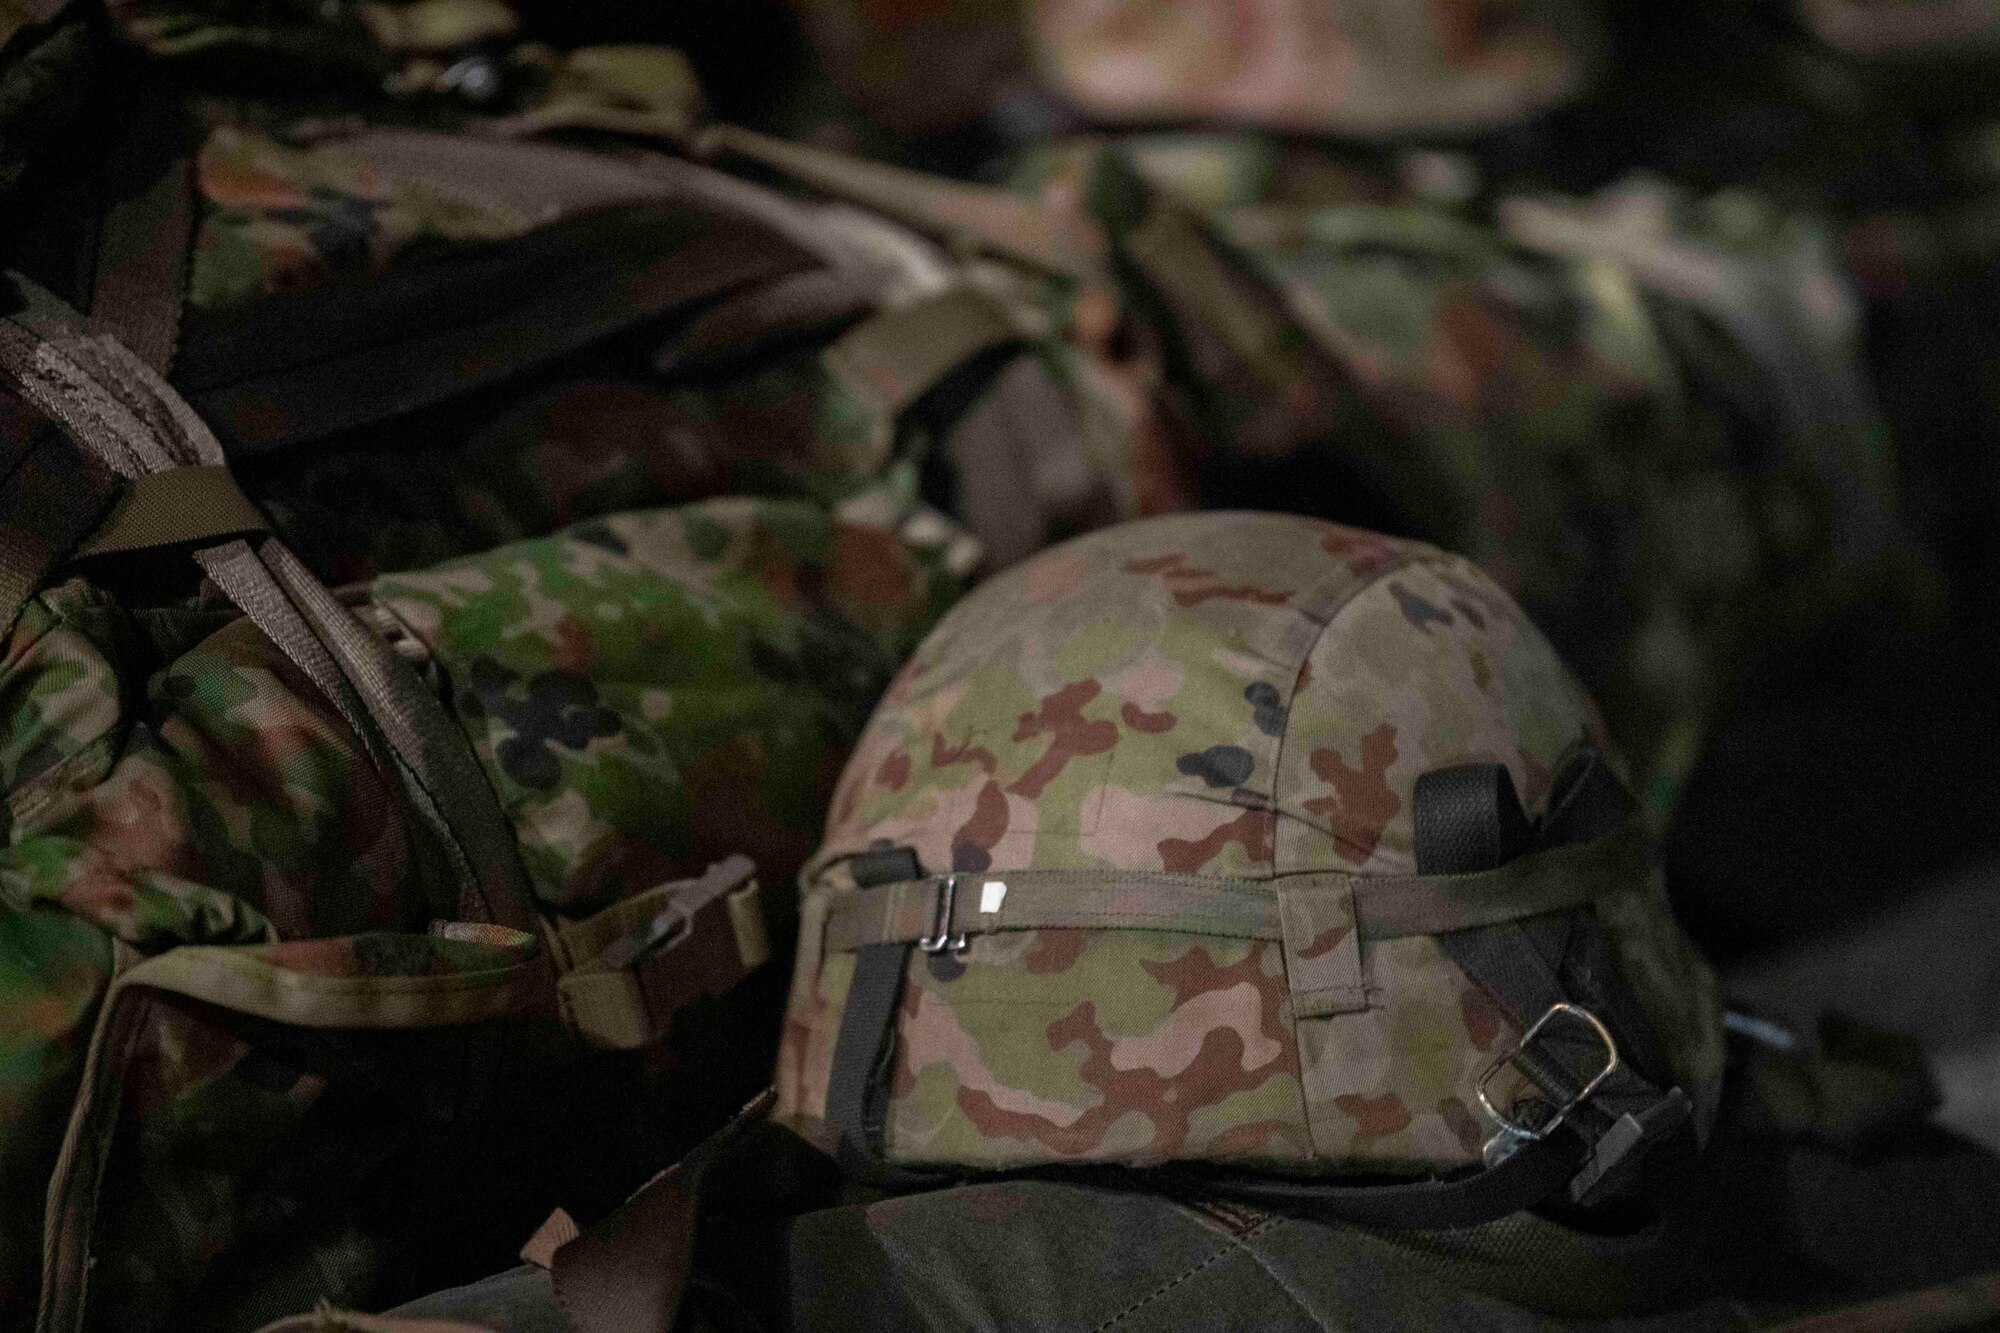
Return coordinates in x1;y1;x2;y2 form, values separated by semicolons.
1416;757;1685;1197
825;846;924;1172
1191;1123;1591;1231
826;944;908;1173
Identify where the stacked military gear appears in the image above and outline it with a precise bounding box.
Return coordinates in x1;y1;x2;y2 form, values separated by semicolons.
0;286;966;1329
0;0;1182;1327
778;511;1721;1222
352;514;1998;1333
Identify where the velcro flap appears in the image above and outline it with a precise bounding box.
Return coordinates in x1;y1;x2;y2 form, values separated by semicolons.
556;855;768;1050
1276;878;1369;1017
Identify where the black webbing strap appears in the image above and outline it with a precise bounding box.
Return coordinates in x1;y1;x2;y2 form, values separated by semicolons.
1188;1121;1591;1231
0;422;122;637
1416;755;1688;1204
825;846;924;1173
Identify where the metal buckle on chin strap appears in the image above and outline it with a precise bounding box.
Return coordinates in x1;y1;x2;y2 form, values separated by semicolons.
917;873;970;956
1476;1002;1620;1167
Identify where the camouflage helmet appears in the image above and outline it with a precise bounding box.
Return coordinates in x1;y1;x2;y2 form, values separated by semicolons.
1794;0;2000;58
1028;0;1608;136
777;512;1722;1218
782;0;1603;139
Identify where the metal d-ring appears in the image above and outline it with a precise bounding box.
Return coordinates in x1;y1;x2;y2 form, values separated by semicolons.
917;874;970;956
1475;1001;1619;1159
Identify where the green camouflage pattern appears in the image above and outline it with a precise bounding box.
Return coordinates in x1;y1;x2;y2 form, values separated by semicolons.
777;512;1721;1174
190;123;530;316
0;475;967;1326
0;576;456;1328
372;491;971;915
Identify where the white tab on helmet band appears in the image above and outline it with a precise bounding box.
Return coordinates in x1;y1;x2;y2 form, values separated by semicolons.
978;879;1007;914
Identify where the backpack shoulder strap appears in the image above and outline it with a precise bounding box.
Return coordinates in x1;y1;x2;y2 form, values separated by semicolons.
0;272;542;939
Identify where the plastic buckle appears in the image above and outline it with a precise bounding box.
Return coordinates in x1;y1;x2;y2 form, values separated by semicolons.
917;874;969;956
1476;1002;1619;1166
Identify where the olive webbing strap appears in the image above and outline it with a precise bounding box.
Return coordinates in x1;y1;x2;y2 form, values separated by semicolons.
818;824;1651;955
0;280;539;933
71;464;268;556
694;124;1107;281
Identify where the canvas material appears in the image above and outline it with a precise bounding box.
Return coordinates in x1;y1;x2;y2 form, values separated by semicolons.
776;512;1723;1175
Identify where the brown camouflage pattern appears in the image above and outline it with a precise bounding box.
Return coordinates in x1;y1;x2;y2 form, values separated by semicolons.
778;512;1722;1175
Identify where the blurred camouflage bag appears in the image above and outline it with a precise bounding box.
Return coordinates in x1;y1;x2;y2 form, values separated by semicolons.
776;512;1724;1229
1028;0;1606;137
2;0;1162;586
777;0;1605;140
0;2;1088;1327
997;136;1926;812
0;264;971;1331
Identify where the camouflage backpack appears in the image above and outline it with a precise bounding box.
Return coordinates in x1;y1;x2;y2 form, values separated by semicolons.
777;511;1724;1226
0;1;1177;1327
2;0;1174;586
0;264;975;1331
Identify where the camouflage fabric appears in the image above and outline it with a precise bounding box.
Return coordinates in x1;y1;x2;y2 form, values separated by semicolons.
371;491;970;916
190;123;531;316
0;468;966;1330
0;575;455;1330
776;0;1604;140
777;512;1722;1175
1003;135;1923;812
1027;0;1607;136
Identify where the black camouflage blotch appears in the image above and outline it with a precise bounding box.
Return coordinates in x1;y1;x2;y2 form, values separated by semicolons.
1390;583;1453;632
926;950;968;983
749;613;896;744
571;520;629;555
465;656;622;790
287;189;380;271
952;843;993;873
1178;745;1254;789
1450;599;1487;629
1245;681;1287;737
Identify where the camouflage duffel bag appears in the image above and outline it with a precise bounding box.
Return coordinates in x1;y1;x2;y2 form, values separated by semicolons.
776;510;1725;1231
2;0;1165;585
0;276;966;1330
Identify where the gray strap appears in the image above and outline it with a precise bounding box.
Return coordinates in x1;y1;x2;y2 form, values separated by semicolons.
0;278;541;933
87;106;194;375
695;124;1106;280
